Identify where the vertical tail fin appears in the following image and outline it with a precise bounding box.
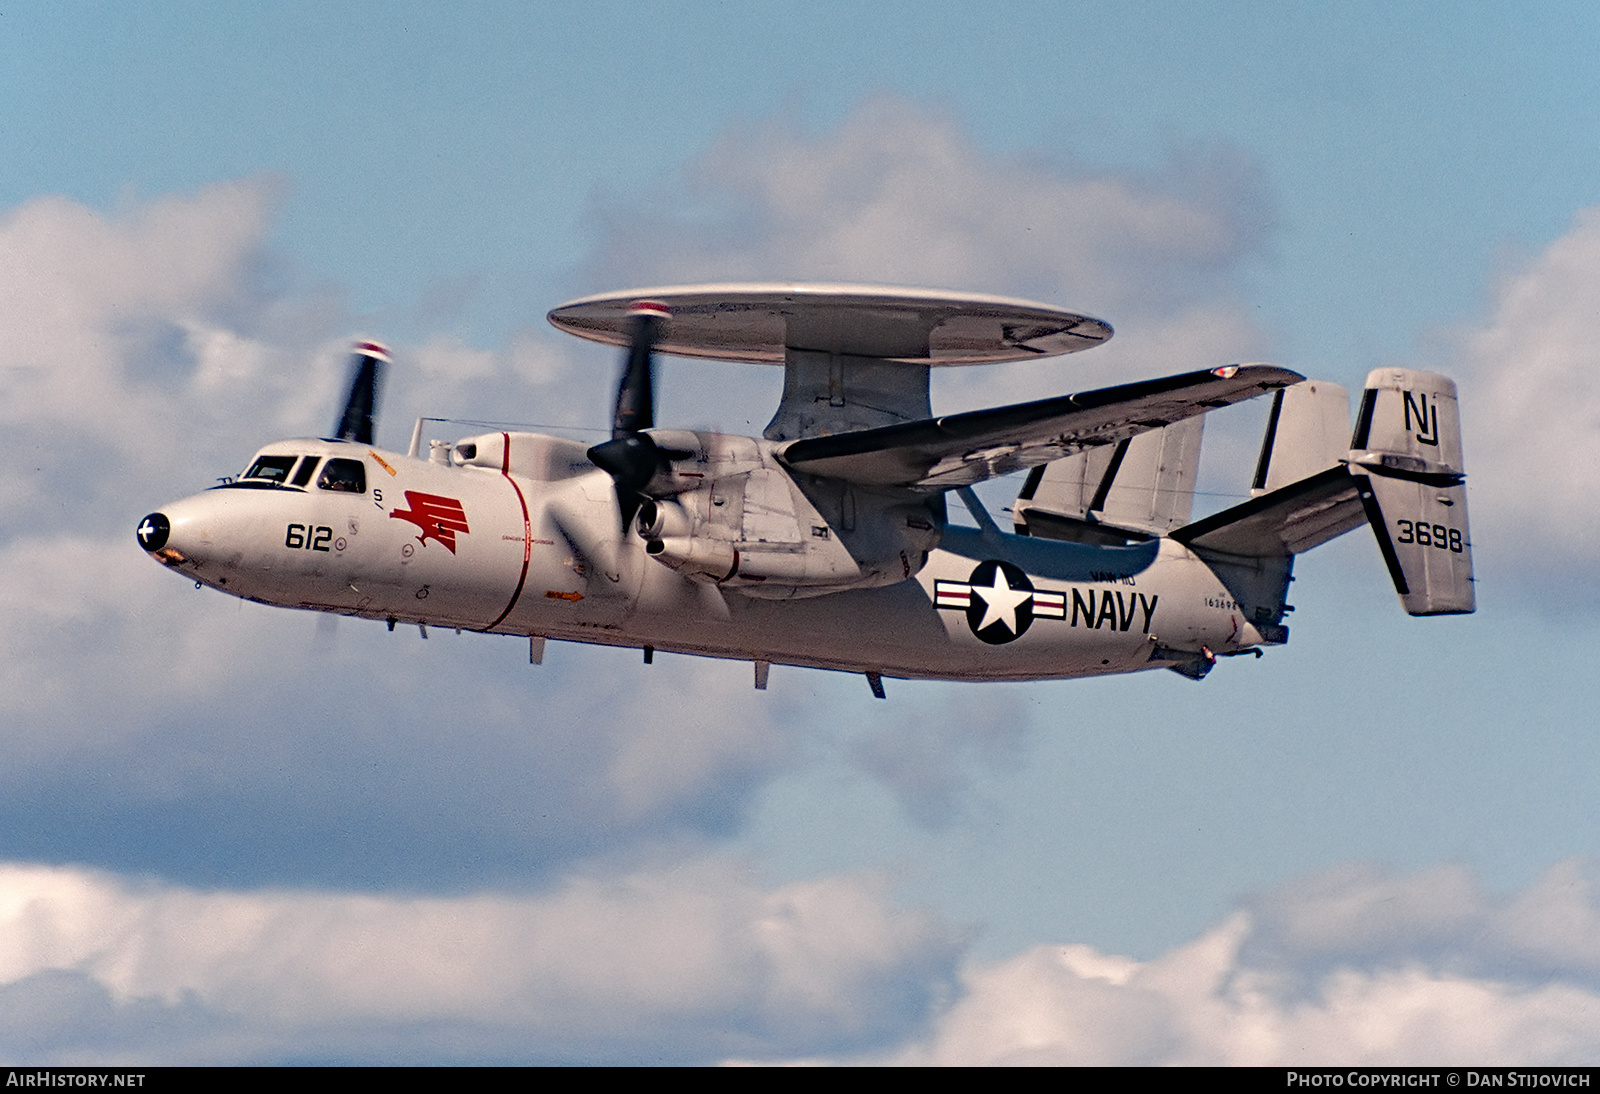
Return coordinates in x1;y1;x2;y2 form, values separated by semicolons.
1252;379;1350;494
1349;368;1474;615
1014;416;1204;543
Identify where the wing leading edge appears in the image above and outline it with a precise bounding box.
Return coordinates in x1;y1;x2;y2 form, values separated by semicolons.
776;364;1303;491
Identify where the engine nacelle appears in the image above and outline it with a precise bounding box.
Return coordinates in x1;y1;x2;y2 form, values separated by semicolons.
646;535;739;580
636;497;694;541
645;531;884;591
634;448;942;597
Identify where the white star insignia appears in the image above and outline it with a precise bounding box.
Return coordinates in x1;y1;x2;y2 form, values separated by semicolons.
972;569;1032;633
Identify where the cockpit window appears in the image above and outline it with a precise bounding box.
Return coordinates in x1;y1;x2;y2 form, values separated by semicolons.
317;458;367;494
244;455;298;483
290;456;321;487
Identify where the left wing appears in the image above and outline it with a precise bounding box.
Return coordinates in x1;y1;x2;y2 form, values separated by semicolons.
777;365;1302;491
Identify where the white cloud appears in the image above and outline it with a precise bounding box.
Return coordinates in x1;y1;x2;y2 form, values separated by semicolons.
0;181;340;534
10;857;1600;1065
591;100;1269;316
582;97;1276;417
0;860;958;1064
1452;206;1600;576
876;859;1600;1066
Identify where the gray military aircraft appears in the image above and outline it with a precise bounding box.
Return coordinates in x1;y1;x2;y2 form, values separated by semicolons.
137;284;1472;697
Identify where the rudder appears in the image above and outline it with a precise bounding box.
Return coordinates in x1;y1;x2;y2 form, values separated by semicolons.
1349;368;1474;615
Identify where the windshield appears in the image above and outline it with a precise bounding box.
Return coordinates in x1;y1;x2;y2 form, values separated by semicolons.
317;458;367;494
243;455;298;483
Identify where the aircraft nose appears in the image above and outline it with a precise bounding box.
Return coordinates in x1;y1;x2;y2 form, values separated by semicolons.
136;512;171;553
137;502;202;567
137;493;241;578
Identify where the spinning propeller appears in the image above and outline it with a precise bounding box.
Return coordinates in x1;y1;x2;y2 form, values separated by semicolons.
332;341;390;445
587;302;672;529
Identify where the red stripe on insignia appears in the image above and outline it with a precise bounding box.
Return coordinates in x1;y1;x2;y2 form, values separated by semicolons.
1032;591;1065;618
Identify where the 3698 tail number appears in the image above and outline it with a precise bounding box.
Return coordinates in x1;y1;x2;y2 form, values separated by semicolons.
1396;519;1462;553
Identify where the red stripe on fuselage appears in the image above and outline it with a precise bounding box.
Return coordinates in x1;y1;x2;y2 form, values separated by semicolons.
486;432;533;631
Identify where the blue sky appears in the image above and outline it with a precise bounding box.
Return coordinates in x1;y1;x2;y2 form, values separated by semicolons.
3;0;1600;1064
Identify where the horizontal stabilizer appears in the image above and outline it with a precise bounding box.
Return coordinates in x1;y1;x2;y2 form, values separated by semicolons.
1172;466;1365;557
779;364;1301;492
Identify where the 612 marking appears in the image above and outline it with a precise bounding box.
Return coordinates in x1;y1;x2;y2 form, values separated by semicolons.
285;523;332;552
1395;519;1462;553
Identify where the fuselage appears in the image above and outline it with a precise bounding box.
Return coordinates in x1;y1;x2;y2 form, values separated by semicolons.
138;434;1276;683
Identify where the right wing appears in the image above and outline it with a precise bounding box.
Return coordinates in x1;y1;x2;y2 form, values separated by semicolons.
777;365;1302;492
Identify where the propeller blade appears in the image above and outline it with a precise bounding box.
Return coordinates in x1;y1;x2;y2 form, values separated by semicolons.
611;301;667;438
332;341;389;445
591;303;669;530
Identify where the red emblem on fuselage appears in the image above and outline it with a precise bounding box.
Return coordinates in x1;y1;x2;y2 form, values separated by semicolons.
390;491;470;554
